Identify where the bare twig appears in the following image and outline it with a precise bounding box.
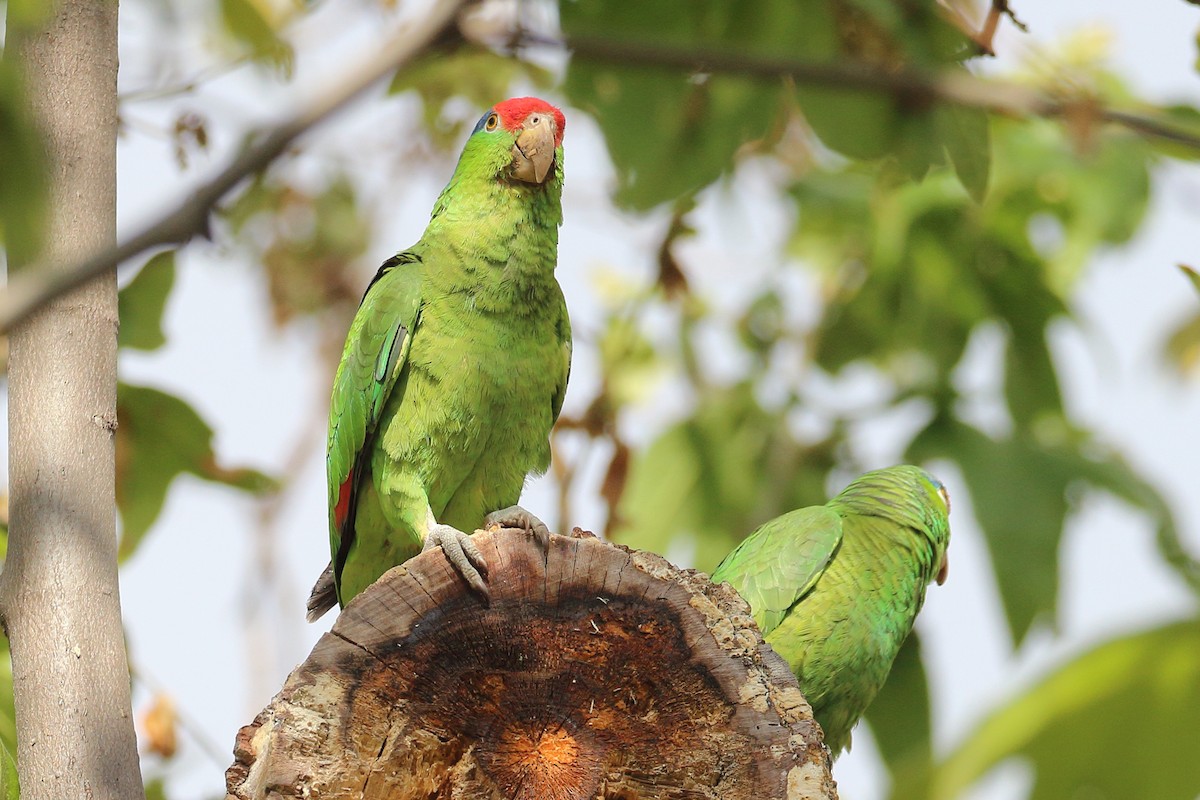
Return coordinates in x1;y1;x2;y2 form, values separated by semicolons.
976;2;1004;56
940;0;1032;57
119;57;250;103
0;0;464;334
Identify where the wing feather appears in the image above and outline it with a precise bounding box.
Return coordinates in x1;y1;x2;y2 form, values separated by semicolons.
711;505;843;636
327;253;422;597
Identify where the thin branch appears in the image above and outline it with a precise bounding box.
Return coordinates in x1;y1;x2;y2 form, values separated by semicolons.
6;15;1200;332
976;2;1005;56
119;57;251;103
0;0;465;334
547;34;1200;149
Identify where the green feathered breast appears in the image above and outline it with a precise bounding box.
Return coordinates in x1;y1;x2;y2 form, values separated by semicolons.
326;99;572;607
711;465;951;756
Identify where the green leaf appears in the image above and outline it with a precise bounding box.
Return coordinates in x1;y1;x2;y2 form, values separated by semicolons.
0;61;47;266
4;0;50;30
867;633;934;800
1004;320;1065;427
566;64;781;210
1181;264;1200;295
116;383;278;561
908;421;1055;643
143;778;168;800
1162;311;1200;376
562;0;802;209
219;0;293;76
987;118;1152;291
799;170;991;380
118;251;176;351
1066;450;1200;595
936;104;991;203
801;88;899;160
909;418;1183;643
389;45;553;152
0;636;16;781
933;619;1200;800
0;737;16;800
612;383;835;570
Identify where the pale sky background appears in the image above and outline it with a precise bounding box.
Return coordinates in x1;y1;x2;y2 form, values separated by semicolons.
8;1;1200;798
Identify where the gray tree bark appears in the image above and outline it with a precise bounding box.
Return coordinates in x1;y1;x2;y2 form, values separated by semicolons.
1;3;145;800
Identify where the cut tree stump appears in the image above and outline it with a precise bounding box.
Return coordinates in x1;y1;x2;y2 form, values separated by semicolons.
225;529;838;800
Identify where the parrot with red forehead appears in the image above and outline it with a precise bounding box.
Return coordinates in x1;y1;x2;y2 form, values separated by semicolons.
306;97;571;620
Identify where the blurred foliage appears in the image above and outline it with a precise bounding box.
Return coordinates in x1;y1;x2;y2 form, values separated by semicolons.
866;635;933;800
390;43;554;151
561;0;987;208
550;2;1200;798
1183;264;1200;295
113;252;278;561
118;251;177;351
613;382;836;567
1165;266;1200;375
3;0;1198;798
115;382;277;561
221;171;367;325
143;779;168;800
218;0;295;75
933;620;1200;800
0;738;15;800
3;0;50;30
0;59;47;266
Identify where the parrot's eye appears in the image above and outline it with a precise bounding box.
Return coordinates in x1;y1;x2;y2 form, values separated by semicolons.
484;113;499;132
528;114;541;126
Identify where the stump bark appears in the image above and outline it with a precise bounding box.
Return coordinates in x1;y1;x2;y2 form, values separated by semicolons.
225;529;838;800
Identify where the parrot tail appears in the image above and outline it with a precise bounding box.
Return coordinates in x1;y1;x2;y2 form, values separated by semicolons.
305;563;338;622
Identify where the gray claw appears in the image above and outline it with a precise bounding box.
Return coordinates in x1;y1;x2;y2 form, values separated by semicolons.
424;524;490;599
485;505;551;551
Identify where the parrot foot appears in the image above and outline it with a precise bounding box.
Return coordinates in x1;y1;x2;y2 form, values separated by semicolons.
424;524;490;600
485;505;551;552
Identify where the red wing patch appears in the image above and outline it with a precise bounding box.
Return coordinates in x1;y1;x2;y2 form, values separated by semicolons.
334;468;354;531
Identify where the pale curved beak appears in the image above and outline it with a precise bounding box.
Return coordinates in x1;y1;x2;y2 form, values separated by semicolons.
510;113;557;184
936;552;949;586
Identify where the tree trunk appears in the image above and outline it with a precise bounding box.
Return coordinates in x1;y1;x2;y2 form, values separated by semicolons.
0;3;144;800
226;529;838;800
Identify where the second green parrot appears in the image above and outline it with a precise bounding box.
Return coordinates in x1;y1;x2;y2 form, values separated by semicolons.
711;465;951;756
306;97;571;620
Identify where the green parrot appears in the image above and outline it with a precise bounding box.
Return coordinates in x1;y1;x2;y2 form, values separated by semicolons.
710;465;951;756
306;97;571;621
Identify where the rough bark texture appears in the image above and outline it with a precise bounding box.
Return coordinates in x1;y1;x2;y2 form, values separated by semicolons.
226;529;837;800
0;3;145;800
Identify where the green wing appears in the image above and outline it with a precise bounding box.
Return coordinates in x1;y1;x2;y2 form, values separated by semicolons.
327;253;422;597
550;285;572;424
711;505;844;636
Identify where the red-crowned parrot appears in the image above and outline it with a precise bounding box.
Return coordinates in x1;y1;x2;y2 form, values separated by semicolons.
307;97;570;620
